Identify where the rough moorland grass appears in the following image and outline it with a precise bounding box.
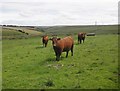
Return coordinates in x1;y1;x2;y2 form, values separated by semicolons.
2;34;118;89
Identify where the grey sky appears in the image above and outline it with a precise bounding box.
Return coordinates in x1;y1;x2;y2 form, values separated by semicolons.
0;0;119;26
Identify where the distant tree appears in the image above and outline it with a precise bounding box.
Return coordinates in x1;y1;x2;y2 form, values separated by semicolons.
36;27;45;32
40;28;45;32
3;25;7;27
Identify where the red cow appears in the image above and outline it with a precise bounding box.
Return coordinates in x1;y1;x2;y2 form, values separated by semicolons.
42;35;48;47
50;36;74;61
78;32;86;44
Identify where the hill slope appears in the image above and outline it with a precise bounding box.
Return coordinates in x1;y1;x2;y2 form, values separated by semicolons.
37;25;118;35
2;26;42;39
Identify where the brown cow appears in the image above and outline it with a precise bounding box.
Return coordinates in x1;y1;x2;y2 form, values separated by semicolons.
50;36;74;61
42;35;48;47
78;32;86;44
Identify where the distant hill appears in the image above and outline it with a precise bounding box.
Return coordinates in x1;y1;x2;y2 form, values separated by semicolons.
1;24;118;39
36;25;118;35
2;26;42;39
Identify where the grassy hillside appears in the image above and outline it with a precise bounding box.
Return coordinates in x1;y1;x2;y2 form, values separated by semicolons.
2;26;42;39
37;25;118;35
2;34;118;89
1;25;118;39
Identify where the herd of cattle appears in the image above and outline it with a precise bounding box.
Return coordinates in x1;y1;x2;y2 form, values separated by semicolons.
42;32;86;61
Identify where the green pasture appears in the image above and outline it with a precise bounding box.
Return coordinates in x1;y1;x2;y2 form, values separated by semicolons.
2;34;118;89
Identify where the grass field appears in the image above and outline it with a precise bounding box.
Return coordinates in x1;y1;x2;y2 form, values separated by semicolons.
2;26;42;39
2;33;118;89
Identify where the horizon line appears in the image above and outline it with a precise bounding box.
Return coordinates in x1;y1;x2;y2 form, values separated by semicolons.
0;24;118;27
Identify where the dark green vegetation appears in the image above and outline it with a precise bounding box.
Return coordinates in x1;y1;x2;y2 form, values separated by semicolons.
2;25;119;89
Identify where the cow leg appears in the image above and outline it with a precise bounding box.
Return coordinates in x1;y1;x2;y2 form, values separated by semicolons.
80;39;82;44
66;51;69;58
78;37;80;44
56;54;61;61
83;38;85;43
55;51;58;60
55;52;58;60
55;51;61;61
71;46;73;56
45;41;48;47
42;40;44;47
45;43;47;47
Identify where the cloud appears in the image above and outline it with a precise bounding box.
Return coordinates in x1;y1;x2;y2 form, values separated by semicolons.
0;0;118;26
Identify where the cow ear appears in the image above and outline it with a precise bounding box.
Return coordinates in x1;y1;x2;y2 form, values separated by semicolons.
57;38;61;40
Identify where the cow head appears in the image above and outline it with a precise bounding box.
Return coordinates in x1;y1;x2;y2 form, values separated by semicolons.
49;37;61;47
43;35;48;38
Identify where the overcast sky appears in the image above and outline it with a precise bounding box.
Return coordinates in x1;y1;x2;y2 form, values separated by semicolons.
0;0;119;26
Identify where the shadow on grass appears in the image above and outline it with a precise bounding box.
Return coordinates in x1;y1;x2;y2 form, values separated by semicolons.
61;56;65;60
38;58;56;66
45;56;65;62
75;43;79;45
45;58;56;62
35;46;44;49
75;42;85;45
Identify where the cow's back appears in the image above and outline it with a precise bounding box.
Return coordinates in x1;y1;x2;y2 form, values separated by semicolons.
78;32;85;38
57;36;74;51
63;36;74;47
